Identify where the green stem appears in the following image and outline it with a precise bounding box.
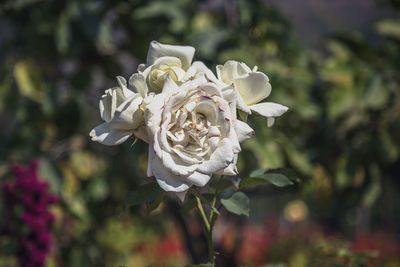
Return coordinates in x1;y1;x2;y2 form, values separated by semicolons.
209;195;218;227
195;195;215;266
195;195;210;231
193;175;225;266
206;226;214;265
209;175;223;228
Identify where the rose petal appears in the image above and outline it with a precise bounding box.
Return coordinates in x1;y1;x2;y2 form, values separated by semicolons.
143;56;184;93
161;75;180;96
227;93;238;125
159;114;172;152
147;147;154;177
237;62;252;75
152;157;191;192
267;117;275;127
221;86;236;102
208;136;220;152
233;87;252;114
112;94;144;130
145;94;166;136
116;76;135;98
152;56;182;67
133;125;149;143
196;138;234;174
99;87;126;122
99;90;113;122
217;154;238;176
234;72;271;106
146;41;195;70
178;75;208;92
89;123;132;146
186;171;211;187
199;83;223;98
161;151;198;176
153;129;163;158
183;61;224;86
91;95;144;145
170;147;202;165
194;99;220;125
216;60;251;83
129;73;148;97
228;128;241;154
137;63;146;72
169;66;186;81
249;102;289;118
207;126;221;137
235;120;255;142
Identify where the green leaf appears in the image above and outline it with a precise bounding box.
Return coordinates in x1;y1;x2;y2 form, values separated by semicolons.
240;168;296;188
219;186;237;199
265;174;294;187
252;172;293;187
250;168;270;178
240;177;273;188
123;183;163;211
221;191;250;216
209;177;236;194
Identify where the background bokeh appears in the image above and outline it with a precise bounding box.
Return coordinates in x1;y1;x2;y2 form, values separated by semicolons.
1;0;400;266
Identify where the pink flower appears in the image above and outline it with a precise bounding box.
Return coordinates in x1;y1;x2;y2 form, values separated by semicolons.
1;160;58;267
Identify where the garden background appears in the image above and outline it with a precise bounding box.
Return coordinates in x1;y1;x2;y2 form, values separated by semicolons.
0;0;400;266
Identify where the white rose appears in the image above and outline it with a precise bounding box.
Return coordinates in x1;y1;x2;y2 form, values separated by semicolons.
216;60;288;127
89;76;145;145
129;41;196;95
145;75;254;198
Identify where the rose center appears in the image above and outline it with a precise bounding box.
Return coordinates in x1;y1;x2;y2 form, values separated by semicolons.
165;94;219;160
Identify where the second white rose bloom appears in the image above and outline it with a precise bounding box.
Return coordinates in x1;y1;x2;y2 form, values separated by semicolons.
216;60;288;127
89;77;145;145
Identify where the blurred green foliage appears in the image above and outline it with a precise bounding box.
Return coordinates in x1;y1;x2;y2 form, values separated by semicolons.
0;0;400;266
